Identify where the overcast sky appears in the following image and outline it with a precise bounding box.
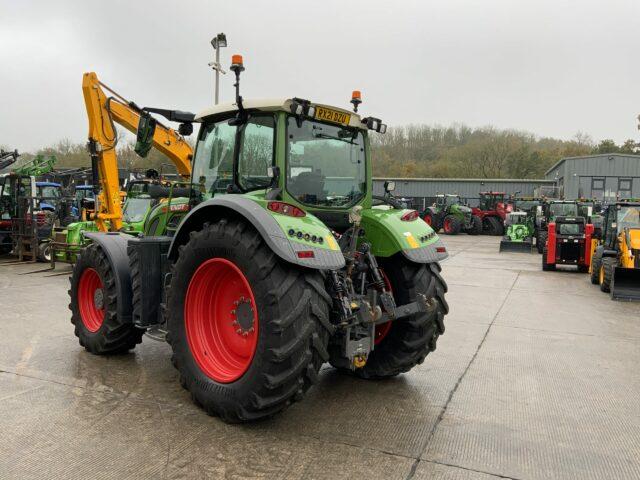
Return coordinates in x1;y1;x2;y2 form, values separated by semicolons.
1;0;639;152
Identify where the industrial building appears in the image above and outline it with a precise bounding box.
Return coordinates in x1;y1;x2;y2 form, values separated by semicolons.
372;177;554;209
544;153;640;201
374;153;640;208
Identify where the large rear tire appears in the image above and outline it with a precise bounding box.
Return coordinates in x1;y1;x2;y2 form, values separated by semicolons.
330;257;448;379
166;219;331;422
69;243;143;354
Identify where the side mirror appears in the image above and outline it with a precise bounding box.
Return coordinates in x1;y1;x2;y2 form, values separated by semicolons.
135;113;156;158
384;181;396;193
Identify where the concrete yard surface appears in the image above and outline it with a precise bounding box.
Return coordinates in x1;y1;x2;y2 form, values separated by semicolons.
0;235;639;480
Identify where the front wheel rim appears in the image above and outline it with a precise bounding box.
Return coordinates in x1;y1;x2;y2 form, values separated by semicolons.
184;258;259;383
78;268;104;332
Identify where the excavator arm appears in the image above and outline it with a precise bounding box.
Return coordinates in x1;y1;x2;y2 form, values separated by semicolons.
82;72;193;231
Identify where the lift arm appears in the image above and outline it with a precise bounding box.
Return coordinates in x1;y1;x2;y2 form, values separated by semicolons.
82;72;194;231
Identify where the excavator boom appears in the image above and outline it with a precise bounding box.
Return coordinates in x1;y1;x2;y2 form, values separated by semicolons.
82;72;193;231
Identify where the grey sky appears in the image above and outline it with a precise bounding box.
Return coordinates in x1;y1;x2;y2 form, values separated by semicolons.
1;0;639;152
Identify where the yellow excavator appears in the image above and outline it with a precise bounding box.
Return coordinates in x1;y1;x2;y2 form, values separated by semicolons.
81;72;194;231
589;200;640;300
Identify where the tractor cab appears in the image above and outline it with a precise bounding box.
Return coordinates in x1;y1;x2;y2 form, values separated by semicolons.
35;181;62;211
535;200;579;253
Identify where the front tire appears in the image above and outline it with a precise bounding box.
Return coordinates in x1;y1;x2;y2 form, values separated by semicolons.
332;257;448;379
590;247;603;284
166;219;331;422
599;257;616;293
542;248;555;271
69;243;143;354
536;231;548;254
466;215;482;235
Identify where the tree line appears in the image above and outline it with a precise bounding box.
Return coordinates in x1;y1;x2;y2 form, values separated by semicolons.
4;124;638;179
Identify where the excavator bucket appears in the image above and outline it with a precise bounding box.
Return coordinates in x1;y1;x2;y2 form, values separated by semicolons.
611;267;640;301
499;237;533;252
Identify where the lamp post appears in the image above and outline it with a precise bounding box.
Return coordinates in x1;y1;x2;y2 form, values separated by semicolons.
209;33;227;105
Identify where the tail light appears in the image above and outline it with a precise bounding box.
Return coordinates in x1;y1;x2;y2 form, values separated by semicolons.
296;250;315;258
400;210;420;221
436;247;446;253
267;201;306;217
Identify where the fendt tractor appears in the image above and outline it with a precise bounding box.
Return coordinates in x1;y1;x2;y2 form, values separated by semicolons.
590;200;640;300
68;57;449;422
422;194;482;235
535;199;579;253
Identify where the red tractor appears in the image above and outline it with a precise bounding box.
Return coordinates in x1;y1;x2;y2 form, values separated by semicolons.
541;216;593;272
472;191;512;236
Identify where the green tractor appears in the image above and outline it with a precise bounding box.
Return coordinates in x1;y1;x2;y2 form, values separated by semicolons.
535;199;579;253
52;180;190;263
422;194;482;235
499;211;534;252
68;62;449;422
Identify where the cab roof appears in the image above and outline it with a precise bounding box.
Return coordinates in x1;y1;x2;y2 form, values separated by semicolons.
195;98;365;129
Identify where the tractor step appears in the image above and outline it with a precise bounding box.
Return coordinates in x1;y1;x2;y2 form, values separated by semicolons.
499;238;533;253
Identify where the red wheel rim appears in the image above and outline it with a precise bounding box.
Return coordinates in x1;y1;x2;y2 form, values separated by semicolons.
444;218;451;233
78;268;104;333
423;215;432;226
184;258;259;383
375;270;393;345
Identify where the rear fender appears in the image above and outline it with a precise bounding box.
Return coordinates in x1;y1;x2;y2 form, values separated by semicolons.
168;195;345;270
83;232;134;322
361;208;448;263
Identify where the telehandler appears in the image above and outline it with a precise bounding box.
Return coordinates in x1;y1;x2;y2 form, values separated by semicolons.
68;57;449;422
589;200;640;300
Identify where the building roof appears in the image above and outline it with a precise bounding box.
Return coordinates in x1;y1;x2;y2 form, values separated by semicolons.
544;153;640;176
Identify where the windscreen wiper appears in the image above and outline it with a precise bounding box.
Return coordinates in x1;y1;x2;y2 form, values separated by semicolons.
314;133;357;145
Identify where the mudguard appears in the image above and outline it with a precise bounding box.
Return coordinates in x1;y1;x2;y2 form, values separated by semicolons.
361;207;449;263
168;195;345;270
83;232;134;322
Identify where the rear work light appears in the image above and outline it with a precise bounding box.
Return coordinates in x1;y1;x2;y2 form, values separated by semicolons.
267;201;306;217
401;210;420;221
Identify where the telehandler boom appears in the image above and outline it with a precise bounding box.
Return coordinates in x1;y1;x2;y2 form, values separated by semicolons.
82;72;193;231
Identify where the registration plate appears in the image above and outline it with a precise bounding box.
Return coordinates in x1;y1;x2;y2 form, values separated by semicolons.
315;107;351;125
